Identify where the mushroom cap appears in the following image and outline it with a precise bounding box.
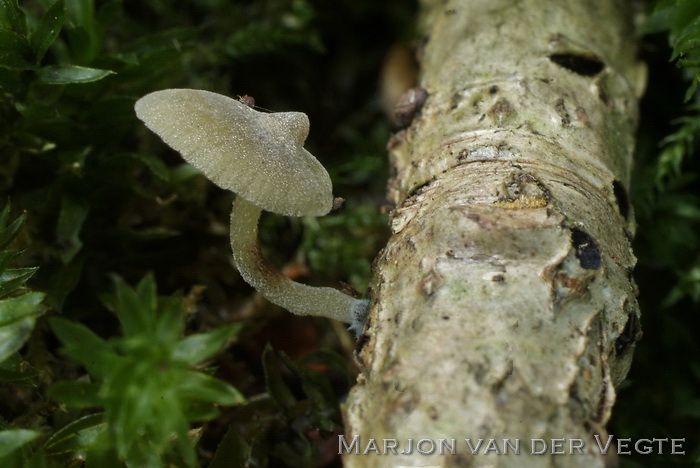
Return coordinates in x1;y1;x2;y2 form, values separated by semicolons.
135;89;333;217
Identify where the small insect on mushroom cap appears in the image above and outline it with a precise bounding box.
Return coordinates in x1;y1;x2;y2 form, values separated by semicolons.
134;89;334;217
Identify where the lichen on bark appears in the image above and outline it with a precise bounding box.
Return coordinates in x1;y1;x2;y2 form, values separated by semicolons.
343;0;645;466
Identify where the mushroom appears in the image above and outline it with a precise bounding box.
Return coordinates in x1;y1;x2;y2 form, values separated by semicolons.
134;89;369;330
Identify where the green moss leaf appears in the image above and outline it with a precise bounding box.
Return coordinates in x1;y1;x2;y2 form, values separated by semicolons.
135;272;157;323
262;343;297;411
47;381;102;408
43;413;105;459
209;427;247;468
0;267;38;297
135;152;170;182
29;0;65;63
172;323;242;366
36;64;114;84
0;250;23;276
278;351;338;432
56;196;89;265
0;292;45;363
177;371;245;406
0;429;41;457
64;0;98;64
0;28;33;70
45;256;83;311
114;274;154;338
154;293;184;344
0;206;45;364
663;262;700;307
0;208;25;250
49;317;118;379
0;0;29;36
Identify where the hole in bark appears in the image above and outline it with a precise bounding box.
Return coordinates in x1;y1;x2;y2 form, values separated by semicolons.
612;180;630;219
406;179;430;198
598;84;610;105
615;312;642;356
355;332;370;354
570;228;601;270
549;53;605;77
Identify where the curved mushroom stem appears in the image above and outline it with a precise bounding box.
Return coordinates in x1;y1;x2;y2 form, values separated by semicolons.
230;196;369;326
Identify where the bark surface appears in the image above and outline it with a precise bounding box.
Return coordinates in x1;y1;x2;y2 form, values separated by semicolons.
343;0;645;466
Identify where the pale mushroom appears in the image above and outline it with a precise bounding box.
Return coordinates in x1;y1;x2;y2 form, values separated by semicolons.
134;89;368;330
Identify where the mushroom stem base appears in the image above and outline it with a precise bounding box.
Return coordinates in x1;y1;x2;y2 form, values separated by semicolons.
230;197;360;323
